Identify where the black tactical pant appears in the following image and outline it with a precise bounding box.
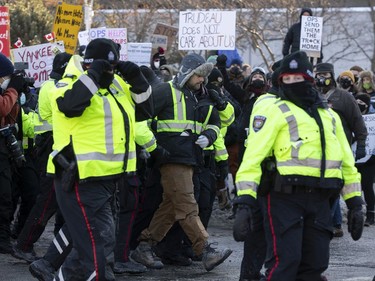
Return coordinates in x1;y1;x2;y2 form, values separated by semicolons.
114;174;140;263
260;188;333;281
240;198;266;280
11;152;39;238
55;178;116;281
0;150;13;250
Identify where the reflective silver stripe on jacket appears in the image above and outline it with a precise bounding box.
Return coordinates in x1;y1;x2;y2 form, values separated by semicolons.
222;113;235;126
102;96;114;155
34;121;53;133
342;182;361;195
75;151;136;162
79;74;98;94
157;121;203;134
277;102;301;159
142;136;156;150
236;181;258;192
277;158;342;169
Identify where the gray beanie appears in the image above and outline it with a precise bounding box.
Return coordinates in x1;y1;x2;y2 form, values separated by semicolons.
175;53;213;88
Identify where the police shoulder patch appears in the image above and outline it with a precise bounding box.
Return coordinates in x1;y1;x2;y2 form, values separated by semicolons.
252;115;266;132
55;82;69;88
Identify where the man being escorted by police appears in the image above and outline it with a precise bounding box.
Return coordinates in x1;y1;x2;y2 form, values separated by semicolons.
234;51;365;280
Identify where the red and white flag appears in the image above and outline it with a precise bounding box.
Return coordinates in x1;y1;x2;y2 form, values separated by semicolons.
13;37;24;48
44;32;55;42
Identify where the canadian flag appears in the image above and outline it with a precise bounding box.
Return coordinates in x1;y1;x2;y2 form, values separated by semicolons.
13;37;24;48
44;32;55;42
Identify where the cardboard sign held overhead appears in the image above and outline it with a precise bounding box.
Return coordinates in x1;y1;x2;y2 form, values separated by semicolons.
149;34;168;51
153;23;178;50
299;16;323;58
53;3;83;55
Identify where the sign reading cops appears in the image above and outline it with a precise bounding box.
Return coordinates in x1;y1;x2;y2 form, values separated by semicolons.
178;10;236;50
299;16;323;58
353;113;375;163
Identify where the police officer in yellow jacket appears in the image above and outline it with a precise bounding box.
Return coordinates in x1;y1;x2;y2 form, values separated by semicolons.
47;38;152;281
235;51;364;280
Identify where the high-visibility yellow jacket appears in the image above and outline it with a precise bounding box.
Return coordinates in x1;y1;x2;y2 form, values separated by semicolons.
47;57;144;179
236;97;361;201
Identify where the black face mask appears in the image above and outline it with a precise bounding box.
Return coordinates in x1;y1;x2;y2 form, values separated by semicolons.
281;81;317;109
340;78;352;89
251;79;265;89
358;104;368;113
315;77;332;88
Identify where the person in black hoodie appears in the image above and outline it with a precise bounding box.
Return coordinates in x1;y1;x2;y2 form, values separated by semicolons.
282;8;323;63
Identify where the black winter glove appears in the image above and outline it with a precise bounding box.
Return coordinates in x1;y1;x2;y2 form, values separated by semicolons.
232;195;256;242
216;159;229;181
208;88;227;111
149;145;170;167
346;196;365;241
216;54;227;69
87;59;114;89
355;145;366;161
7;74;28;95
116;61;149;93
366;155;375;165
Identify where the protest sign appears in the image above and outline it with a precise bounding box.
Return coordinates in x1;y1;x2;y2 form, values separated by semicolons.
154;23;178;50
127;43;152;66
0;6;10;57
300;16;323;58
149;34;168;51
178;10;236;50
353;113;375;163
53;2;83;54
11;42;65;88
79;27;128;61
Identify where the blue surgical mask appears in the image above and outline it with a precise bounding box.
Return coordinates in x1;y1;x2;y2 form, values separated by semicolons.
19;93;26;105
0;78;10;90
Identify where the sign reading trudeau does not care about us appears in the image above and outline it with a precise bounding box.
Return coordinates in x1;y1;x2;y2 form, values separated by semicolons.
178;10;236;50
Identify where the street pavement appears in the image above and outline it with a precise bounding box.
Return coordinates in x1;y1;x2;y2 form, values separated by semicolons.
1;206;375;281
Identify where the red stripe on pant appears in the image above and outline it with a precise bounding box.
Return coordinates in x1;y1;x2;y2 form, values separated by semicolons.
266;193;279;281
74;183;99;281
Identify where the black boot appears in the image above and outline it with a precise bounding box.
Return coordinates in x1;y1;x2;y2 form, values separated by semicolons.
365;211;375;226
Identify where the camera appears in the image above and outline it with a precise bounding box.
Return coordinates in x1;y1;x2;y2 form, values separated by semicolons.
0;125;26;167
14;62;35;89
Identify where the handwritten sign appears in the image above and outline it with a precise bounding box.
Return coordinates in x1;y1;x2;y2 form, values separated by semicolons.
149;34;168;51
178;10;236;50
0;6;10;57
154;23;178;50
53;3;83;55
127;43;152;67
353;113;375;163
300;16;323;58
11;42;65;88
78;27;128;61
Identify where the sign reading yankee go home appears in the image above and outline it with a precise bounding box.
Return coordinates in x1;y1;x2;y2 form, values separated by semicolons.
299;15;323;57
